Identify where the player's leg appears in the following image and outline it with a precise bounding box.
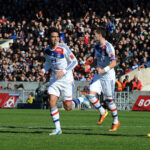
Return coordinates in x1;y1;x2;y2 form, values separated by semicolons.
62;81;81;110
87;75;107;125
88;90;108;125
76;96;91;109
47;85;62;135
63;98;87;110
101;79;120;131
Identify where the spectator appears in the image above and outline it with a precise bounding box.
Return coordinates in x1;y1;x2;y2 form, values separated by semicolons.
131;60;139;70
124;64;132;74
84;32;90;45
130;75;142;91
4;83;12;90
138;57;150;70
105;18;115;33
0;0;150;82
27;92;35;104
122;75;130;91
14;84;25;90
80;74;87;82
66;19;74;32
115;77;123;92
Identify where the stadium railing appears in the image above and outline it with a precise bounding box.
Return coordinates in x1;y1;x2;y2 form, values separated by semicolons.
1;81;150;110
76;86;130;110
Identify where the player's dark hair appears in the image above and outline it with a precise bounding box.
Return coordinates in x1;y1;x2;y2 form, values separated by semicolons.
95;27;106;38
48;27;59;36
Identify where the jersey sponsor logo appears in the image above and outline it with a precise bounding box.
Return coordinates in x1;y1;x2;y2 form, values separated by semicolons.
56;48;62;51
55;47;63;54
45;49;64;59
132;95;150;111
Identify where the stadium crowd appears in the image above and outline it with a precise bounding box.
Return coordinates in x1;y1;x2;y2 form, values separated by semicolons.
0;0;150;85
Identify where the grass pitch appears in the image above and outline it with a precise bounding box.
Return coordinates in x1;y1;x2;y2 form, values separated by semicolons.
0;109;150;150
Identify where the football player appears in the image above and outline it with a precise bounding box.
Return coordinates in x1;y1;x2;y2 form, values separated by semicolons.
40;27;87;135
87;27;120;131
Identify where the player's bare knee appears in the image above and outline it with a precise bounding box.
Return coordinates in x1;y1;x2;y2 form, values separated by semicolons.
63;104;72;111
65;106;72;111
63;101;72;111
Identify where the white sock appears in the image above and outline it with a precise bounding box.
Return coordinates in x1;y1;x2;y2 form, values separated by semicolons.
50;107;61;130
88;94;105;115
106;99;118;124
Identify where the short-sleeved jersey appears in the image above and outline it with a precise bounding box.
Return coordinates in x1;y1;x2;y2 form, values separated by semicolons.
43;43;78;82
95;41;116;80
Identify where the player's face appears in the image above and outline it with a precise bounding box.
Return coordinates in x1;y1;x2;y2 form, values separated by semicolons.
50;32;59;46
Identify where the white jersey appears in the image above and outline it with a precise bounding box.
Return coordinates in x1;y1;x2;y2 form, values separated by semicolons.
43;43;78;82
95;41;116;80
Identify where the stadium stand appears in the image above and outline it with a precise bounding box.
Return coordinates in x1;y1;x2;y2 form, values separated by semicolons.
0;39;13;48
121;68;150;91
0;0;150;83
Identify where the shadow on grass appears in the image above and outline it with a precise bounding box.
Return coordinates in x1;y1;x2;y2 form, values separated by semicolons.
63;131;146;137
0;126;147;137
0;125;91;131
0;130;45;134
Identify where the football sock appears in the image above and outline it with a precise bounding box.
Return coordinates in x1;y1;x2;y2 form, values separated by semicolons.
88;94;105;114
50;107;61;130
106;99;118;124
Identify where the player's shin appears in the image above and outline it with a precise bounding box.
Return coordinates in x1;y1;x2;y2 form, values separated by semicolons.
106;99;119;124
87;94;105;114
50;107;61;130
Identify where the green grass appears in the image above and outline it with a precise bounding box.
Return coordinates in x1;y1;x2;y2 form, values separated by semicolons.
0;109;150;150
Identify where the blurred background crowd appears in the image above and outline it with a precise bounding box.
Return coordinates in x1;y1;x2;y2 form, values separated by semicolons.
0;0;150;86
